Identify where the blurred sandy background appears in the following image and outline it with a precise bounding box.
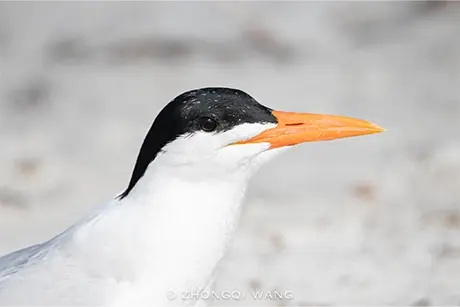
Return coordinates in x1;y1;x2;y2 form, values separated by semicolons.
0;2;459;306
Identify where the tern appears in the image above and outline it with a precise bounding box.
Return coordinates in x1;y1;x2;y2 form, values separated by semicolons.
0;87;384;306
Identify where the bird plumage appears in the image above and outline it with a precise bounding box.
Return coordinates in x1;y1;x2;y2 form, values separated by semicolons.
0;124;278;306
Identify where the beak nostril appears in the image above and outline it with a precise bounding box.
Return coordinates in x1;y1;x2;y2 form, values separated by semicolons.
285;123;303;126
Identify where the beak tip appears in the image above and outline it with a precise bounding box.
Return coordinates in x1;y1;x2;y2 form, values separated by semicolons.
372;123;386;133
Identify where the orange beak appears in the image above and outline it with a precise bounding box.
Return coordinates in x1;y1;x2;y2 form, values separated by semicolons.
235;110;385;149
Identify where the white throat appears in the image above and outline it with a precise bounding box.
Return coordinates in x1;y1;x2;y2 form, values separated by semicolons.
71;145;279;305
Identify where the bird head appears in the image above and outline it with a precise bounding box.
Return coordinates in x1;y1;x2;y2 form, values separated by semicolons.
119;87;384;198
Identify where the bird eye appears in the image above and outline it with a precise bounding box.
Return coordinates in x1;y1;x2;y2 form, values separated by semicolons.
198;117;218;132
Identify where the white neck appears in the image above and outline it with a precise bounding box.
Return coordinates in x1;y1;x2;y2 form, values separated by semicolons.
67;157;253;305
